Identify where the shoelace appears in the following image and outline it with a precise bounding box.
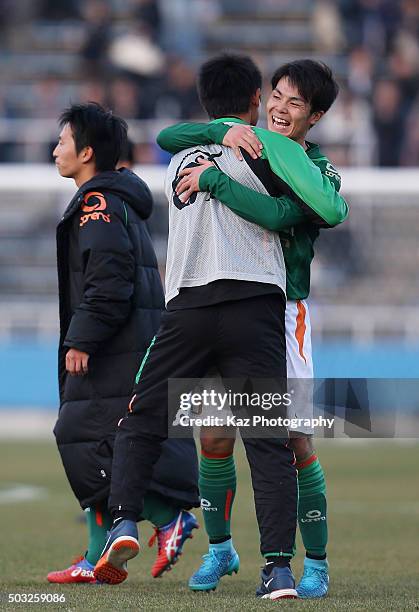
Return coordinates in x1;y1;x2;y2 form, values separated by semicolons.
303;567;327;581
199;549;226;572
148;527;162;551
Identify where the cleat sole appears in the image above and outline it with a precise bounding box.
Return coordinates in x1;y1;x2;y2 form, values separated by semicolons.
94;560;128;585
189;583;218;592
190;587;217;593
94;536;139;585
261;588;299;600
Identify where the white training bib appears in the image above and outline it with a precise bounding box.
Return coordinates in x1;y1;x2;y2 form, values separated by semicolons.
165;144;286;305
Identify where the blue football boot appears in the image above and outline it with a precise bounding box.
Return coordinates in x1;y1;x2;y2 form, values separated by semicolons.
256;565;298;600
189;541;239;591
296;557;329;598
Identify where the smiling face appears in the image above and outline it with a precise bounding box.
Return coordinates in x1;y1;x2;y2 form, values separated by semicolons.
266;76;323;146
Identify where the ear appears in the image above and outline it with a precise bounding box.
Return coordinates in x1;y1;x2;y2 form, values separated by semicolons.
309;110;324;128
81;146;94;164
251;88;262;108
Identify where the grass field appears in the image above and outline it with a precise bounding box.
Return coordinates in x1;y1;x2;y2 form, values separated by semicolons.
0;439;418;611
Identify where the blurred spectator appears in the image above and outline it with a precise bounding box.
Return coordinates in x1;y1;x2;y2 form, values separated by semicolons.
0;0;418;166
313;0;345;53
108;78;141;119
32;76;66;119
154;57;202;120
0;0;18;37
108;77;155;120
313;87;374;167
117;138;135;169
0;91;19;162
388;49;419;113
38;0;80;20
108;22;164;77
338;0;401;55
133;0;162;42
372;79;405;166
159;0;220;57
347;46;374;98
135;142;158;164
402;96;419;166
79;80;107;107
79;0;112;78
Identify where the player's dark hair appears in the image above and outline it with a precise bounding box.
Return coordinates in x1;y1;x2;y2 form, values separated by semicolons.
119;138;135;166
271;60;339;114
198;53;262;119
59;102;128;172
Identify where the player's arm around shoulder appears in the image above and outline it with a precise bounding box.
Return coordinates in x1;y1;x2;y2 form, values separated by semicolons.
253;127;349;227
157;121;230;154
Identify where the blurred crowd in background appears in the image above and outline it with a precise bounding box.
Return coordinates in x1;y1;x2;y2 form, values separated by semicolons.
0;0;418;342
0;0;418;166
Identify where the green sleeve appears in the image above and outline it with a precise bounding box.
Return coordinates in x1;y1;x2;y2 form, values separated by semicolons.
157;122;230;154
311;157;342;192
199;167;306;231
255;128;349;227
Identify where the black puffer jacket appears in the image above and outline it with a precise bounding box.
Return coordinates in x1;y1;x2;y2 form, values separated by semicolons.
54;168;198;510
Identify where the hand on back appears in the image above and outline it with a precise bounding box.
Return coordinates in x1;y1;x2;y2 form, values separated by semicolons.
176;158;215;203
222;124;263;160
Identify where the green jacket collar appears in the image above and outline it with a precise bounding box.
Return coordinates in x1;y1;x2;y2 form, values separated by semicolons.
210;117;248;125
305;140;321;158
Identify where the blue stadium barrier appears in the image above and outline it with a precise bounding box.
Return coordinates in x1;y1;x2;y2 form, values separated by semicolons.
0;340;418;409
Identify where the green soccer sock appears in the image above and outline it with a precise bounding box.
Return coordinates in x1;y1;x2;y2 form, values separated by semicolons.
141;490;180;528
199;451;236;543
85;503;113;565
297;454;328;559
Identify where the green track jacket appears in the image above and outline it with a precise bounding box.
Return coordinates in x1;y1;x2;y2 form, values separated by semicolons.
157;118;348;300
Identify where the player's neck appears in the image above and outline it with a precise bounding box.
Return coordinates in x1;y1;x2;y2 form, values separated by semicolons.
225;112;252;124
74;165;97;188
292;136;308;151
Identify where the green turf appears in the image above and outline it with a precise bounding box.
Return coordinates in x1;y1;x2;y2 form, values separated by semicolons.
0;439;418;611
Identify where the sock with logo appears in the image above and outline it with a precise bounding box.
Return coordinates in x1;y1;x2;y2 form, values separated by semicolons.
199;451;236;543
85;503;113;565
297;454;328;558
140;490;180;528
263;556;291;573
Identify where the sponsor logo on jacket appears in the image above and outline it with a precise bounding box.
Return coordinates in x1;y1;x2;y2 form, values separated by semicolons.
79;191;111;226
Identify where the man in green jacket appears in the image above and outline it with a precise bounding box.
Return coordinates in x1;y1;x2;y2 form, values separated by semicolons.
157;59;347;598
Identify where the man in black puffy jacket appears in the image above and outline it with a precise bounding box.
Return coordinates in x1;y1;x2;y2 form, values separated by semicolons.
48;103;199;584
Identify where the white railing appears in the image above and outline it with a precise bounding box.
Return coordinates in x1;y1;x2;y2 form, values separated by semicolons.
1;301;419;343
0;165;418;198
0;166;418;340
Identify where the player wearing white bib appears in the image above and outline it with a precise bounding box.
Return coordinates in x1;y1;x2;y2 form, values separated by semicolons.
162;59;347;598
